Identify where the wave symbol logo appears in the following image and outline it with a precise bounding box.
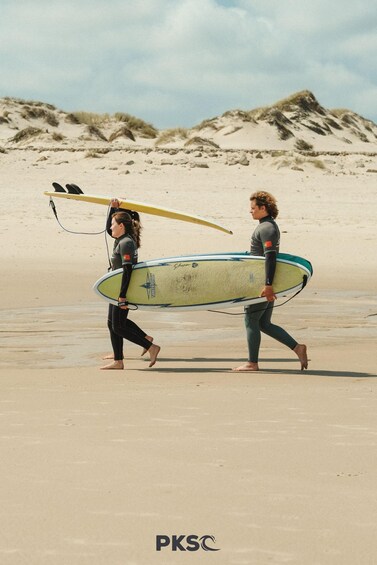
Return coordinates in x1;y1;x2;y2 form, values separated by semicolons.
199;535;220;551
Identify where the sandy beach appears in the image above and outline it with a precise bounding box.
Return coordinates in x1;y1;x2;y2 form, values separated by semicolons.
1;105;377;564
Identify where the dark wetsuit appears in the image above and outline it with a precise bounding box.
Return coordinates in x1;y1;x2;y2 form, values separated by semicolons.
245;216;297;362
106;208;151;361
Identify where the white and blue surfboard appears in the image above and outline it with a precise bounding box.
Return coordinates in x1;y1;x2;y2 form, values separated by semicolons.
93;252;313;311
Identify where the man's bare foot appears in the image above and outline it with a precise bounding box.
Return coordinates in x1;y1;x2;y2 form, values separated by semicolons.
102;353;114;360
148;344;161;367
232;362;259;372
141;336;153;356
100;360;124;370
293;344;308;370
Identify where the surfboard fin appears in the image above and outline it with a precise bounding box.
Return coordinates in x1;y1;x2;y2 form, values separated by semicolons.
52;182;66;193
66;183;84;194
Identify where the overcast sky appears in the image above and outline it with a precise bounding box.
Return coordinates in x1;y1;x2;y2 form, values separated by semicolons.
0;0;376;128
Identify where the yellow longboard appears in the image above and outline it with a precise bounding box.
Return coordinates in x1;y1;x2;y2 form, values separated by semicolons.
93;253;313;311
44;187;233;234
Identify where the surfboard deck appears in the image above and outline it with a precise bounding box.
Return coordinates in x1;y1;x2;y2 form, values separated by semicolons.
93;252;313;311
44;189;233;235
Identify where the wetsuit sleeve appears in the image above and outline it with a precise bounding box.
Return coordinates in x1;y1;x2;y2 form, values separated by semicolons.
106;207;119;236
118;238;136;298
119;264;133;298
260;223;279;285
265;253;276;285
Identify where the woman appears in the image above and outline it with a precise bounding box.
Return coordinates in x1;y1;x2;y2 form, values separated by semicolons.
102;199;154;364
101;209;160;370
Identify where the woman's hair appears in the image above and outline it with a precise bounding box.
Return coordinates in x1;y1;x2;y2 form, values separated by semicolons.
250;191;279;219
113;211;134;237
132;219;142;249
114;208;143;248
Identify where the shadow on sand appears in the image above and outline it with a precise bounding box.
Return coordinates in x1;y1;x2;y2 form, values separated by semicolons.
139;358;376;379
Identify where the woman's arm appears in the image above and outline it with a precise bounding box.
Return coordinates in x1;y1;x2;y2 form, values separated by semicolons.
106;199;121;236
117;236;136;309
118;264;133;309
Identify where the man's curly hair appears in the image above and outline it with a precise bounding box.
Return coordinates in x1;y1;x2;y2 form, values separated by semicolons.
250;191;279;219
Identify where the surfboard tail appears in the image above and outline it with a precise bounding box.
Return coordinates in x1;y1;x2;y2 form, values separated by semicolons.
52;182;66;193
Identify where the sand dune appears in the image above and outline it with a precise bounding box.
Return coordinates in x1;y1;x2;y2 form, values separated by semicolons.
2;90;377;153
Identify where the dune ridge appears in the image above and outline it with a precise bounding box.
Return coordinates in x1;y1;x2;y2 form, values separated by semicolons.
1;90;376;152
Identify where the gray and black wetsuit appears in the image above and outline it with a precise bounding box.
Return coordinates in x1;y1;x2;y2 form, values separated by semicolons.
107;232;151;361
245;216;297;363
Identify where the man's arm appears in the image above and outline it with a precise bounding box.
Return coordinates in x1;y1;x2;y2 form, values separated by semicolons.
261;252;277;302
260;223;279;302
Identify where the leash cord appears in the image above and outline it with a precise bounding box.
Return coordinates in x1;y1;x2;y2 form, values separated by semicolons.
49;197;112;269
207;275;308;315
49;197;107;235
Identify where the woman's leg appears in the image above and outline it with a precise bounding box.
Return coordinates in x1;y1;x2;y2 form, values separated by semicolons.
101;304;124;370
124;319;153;355
124;318;146;339
112;307;161;367
108;304;124;359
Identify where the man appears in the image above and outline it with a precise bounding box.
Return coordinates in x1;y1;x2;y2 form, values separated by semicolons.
233;191;308;372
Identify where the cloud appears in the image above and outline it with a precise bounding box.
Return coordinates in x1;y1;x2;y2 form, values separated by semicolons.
0;0;375;127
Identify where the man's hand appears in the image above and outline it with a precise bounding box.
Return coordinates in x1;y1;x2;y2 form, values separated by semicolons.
261;285;276;302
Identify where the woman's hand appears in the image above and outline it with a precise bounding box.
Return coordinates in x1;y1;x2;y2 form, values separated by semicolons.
118;297;129;310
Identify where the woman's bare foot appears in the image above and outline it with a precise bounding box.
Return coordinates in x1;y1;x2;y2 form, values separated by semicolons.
232;362;259;372
102;353;114;360
141;336;154;356
148;344;161;367
100;360;124;370
293;344;308;370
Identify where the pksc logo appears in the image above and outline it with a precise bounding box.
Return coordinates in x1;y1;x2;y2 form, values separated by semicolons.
156;534;220;552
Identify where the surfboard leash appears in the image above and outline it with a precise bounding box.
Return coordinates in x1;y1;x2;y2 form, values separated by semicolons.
48;197;113;270
48;197;108;236
207;275;309;315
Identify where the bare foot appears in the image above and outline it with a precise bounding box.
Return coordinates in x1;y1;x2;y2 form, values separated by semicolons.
293;344;308;370
100;360;124;370
102;353;114;360
232;362;259;372
148;344;161;367
141;336;154;356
